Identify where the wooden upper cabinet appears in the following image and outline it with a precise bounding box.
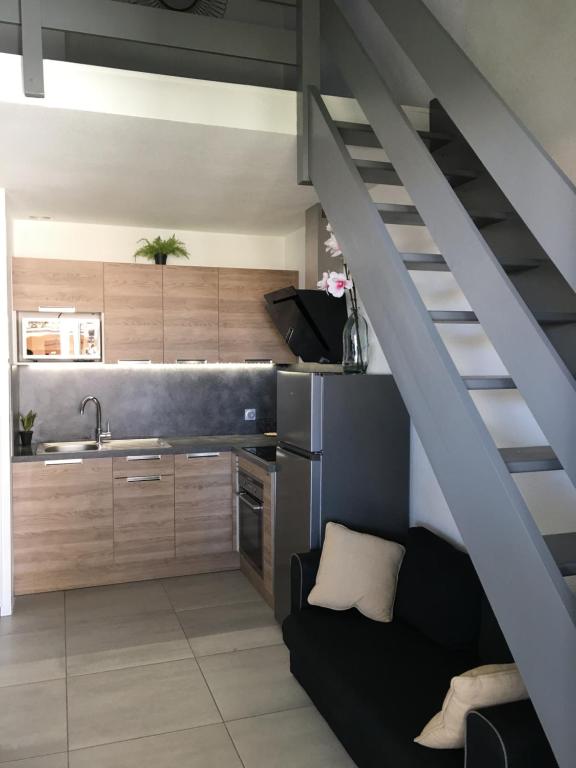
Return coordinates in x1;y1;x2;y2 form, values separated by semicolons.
104;263;163;363
12;258;104;312
163;266;219;363
218;268;299;363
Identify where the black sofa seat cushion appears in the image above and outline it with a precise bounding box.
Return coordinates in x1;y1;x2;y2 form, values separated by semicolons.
394;527;484;651
284;605;479;768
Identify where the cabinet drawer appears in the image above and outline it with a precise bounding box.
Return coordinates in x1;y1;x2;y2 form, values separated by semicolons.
113;453;174;478
113;474;175;563
175;452;233;557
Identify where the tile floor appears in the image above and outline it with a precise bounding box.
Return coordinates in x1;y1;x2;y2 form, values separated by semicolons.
0;570;356;767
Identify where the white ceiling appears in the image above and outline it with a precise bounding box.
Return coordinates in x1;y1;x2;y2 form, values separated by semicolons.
0;102;318;235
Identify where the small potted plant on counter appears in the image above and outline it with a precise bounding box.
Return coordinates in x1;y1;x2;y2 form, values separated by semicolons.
134;234;190;265
19;410;37;447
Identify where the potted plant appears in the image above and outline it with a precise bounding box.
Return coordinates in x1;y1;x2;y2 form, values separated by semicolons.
134;234;190;265
19;410;37;447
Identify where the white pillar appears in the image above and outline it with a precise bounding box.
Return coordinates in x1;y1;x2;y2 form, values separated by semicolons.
0;189;12;616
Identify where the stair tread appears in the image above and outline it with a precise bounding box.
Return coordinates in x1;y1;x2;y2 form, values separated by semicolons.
544;533;576;577
430;310;576;325
335;120;452;148
500;446;562;473
463;376;516;390
401;252;543;273
356;159;476;187
376;202;512;227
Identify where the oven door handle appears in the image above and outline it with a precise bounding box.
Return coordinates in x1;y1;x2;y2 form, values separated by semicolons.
239;492;264;511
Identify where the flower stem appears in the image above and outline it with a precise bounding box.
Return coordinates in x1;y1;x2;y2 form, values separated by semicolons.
344;262;365;371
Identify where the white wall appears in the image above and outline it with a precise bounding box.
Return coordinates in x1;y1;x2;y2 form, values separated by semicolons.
12;220;296;271
0;189;12;615
424;0;576;182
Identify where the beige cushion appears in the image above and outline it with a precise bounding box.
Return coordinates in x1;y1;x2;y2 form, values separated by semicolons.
415;664;528;749
307;522;405;622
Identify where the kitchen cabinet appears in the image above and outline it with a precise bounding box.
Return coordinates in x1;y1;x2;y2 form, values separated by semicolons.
163;266;219;363
218;268;299;363
175;452;233;557
12;458;113;594
113;470;175;564
103;263;164;363
12;257;104;312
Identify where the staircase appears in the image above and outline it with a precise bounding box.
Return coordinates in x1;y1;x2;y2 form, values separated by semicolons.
298;1;576;765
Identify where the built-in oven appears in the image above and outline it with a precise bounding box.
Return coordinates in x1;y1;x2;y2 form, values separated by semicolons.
238;469;264;576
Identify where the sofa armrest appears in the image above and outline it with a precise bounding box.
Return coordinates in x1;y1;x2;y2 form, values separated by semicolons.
465;700;557;768
290;550;321;614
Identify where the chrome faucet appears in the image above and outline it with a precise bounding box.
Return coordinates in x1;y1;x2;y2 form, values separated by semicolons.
80;396;111;445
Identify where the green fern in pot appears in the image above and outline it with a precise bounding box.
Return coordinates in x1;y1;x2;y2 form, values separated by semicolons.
134;234;190;265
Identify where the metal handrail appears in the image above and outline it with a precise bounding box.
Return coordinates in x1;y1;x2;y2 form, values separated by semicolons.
335;0;576;293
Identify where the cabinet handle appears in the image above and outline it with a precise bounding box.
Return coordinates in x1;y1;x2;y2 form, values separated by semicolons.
44;458;83;466
117;360;152;365
126;455;162;461
177;359;208;365
239;492;263;511
126;475;162;483
186;452;220;459
244;359;273;364
38;306;76;313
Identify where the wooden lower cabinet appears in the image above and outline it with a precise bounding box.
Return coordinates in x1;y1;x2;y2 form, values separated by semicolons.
12;458;114;594
12;451;239;595
113;474;175;564
175;452;233;557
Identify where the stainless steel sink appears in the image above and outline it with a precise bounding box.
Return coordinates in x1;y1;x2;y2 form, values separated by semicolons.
40;441;100;453
37;437;171;454
103;438;171;450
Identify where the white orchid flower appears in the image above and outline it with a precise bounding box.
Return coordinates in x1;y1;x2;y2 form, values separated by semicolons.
327;271;353;298
317;271;330;291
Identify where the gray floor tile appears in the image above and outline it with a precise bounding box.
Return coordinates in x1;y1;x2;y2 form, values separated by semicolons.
66;581;172;623
198;644;310;721
228;707;356;768
69;724;243;768
179;600;282;657
0;593;64;637
0;628;65;687
0;755;68;768
0;680;67;763
67;610;192;676
162;571;259;612
67;658;221;750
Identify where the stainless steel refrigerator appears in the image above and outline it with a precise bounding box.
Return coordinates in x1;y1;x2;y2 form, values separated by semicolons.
274;369;410;623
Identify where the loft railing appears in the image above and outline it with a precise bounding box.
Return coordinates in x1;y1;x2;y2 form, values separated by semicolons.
298;1;576;765
0;0;296;98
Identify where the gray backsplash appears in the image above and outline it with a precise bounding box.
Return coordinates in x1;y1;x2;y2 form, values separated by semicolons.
17;365;277;443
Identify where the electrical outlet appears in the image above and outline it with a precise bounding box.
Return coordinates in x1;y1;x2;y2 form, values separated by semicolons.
244;408;257;421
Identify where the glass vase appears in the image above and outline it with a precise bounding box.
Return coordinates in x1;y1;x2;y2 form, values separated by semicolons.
342;312;369;374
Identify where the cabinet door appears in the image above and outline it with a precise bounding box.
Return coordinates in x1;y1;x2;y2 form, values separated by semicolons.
12;458;113;593
113;474;175;563
12;258;104;312
218;268;299;363
175;452;233;557
163;266;219;363
104;263;163;363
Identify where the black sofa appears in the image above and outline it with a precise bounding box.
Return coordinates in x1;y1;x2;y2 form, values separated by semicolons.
283;526;558;768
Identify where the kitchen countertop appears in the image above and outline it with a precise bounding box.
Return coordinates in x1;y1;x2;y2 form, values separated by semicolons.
13;433;277;463
233;446;278;474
